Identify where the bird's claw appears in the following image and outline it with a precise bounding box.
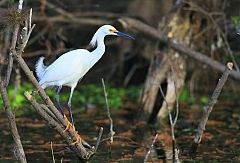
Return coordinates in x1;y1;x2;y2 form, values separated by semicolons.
63;114;81;145
64;115;72;132
72;133;82;146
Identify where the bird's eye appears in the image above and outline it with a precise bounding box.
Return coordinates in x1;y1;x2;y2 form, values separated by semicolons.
109;29;117;33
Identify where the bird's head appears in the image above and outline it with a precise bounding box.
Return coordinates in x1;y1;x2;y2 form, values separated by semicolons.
89;24;134;48
101;25;134;40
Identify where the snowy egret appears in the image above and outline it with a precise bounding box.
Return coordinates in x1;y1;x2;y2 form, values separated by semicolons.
35;24;134;130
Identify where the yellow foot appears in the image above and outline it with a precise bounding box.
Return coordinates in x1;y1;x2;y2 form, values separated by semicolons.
72;133;82;145
64;114;73;132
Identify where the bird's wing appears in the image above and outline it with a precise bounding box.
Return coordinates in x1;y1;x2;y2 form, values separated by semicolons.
39;49;90;85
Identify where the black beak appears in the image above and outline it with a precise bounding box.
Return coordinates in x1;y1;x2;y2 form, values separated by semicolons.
116;31;135;40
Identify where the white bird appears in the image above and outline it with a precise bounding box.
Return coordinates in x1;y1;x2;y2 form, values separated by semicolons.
35;24;134;130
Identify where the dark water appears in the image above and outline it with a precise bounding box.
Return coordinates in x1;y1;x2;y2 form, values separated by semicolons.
0;98;239;162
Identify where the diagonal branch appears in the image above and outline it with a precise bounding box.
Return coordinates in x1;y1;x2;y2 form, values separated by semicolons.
24;92;93;158
118;17;240;81
13;23;96;161
143;133;158;163
190;62;233;157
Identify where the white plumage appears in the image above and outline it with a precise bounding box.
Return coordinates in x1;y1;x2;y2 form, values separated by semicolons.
35;57;46;81
35;24;134;129
37;49;92;89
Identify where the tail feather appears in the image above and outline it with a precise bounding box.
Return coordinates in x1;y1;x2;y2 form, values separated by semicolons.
35;57;47;81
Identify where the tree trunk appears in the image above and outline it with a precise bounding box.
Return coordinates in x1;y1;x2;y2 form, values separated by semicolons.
140;7;192;121
141;53;170;114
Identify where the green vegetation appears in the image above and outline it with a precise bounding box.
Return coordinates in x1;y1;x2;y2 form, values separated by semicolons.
0;83;211;115
0;83;141;115
179;88;209;106
231;16;239;31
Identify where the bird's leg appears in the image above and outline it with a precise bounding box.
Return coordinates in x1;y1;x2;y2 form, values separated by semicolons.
68;87;75;131
55;85;64;116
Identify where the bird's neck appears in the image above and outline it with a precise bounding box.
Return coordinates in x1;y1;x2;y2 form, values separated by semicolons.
91;33;106;59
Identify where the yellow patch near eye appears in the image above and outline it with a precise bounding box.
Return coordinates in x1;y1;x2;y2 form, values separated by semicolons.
109;29;118;33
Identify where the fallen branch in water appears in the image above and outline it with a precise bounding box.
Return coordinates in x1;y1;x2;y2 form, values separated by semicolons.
190;62;233;157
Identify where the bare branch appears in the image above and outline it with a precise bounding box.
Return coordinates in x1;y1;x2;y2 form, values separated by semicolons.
0;82;27;163
173;80;179;126
24;91;94;158
18;0;23;12
159;80;180;162
33;16;108;26
191;62;233;156
95;127;103;152
170;67;179;126
4;25;20;87
159;86;173;125
19;9;36;55
40;104;58;122
118;17;240;80
182;0;239;72
19;24;36;53
29;8;32;29
101;78;115;145
143;134;158;163
50;142;56;163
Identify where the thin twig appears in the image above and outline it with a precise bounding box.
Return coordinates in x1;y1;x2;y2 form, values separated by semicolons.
191;62;233;157
19;9;36;55
159;79;180;163
143;134;158;163
18;0;23;12
29;8;32;29
4;23;20;86
159;85;174;161
50;142;55;163
159;86;173;125
95;127;103;152
101;78;115;145
20;24;36;53
172;74;180;163
169;66;180;128
173;79;179;126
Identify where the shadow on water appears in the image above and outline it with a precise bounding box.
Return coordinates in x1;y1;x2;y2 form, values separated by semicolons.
0;95;240;162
